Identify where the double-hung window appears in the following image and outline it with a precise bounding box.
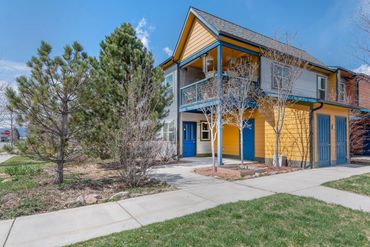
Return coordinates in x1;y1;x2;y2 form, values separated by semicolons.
162;120;175;143
317;76;327;100
272;63;291;90
200;122;210;141
164;73;174;96
338;79;346;102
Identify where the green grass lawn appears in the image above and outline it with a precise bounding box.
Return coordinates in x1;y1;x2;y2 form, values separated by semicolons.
323;173;370;197
72;194;370;247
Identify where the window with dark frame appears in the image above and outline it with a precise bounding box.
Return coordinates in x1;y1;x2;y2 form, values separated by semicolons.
200;122;210;141
317;76;327;100
355;80;359;105
338;79;347;102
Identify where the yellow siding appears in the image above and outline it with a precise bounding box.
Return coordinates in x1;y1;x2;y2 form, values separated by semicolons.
223;124;239;156
313;105;350;164
217;110;265;158
264;104;310;165
180;19;217;61
220;36;261;53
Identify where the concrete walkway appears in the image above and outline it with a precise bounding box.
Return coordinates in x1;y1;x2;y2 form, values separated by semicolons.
1;158;370;247
0;154;14;164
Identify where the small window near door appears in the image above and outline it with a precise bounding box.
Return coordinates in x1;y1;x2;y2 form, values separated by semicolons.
317;76;327;100
200;122;210;141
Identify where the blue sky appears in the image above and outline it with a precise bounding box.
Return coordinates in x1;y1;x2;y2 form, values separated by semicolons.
0;0;369;86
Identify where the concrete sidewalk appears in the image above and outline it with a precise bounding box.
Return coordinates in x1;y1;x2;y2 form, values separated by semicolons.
1;159;370;247
0;154;14;164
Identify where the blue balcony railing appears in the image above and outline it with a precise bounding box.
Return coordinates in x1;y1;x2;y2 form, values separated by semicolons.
180;75;260;109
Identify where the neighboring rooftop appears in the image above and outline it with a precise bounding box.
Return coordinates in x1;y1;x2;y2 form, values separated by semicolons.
191;7;326;67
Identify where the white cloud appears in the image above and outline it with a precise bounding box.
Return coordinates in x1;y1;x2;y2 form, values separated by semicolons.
163;47;173;57
0;60;30;87
135;18;154;49
353;64;370;75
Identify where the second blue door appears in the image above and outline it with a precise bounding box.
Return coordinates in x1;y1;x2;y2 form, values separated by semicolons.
336;116;347;165
243;119;255;160
317;114;331;167
183;122;196;157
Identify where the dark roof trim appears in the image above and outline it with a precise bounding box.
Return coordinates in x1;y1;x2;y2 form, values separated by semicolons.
158;56;174;68
189;7;219;36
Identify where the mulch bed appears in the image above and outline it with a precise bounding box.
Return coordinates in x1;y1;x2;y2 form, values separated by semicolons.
193;163;300;180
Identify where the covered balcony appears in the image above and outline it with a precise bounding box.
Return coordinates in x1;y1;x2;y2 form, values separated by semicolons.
179;45;260;112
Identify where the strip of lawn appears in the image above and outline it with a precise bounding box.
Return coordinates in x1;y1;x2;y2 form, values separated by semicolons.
323;173;370;197
72;194;370;247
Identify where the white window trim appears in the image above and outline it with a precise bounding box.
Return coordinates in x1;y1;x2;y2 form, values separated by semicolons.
200;121;210;141
162;120;175;143
164;73;175;94
317;75;328;100
271;62;291;90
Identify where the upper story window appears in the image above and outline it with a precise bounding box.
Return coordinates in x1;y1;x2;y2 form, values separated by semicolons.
272;63;291;90
354;80;359;105
338;79;347;102
317;76;327;100
164;73;174;96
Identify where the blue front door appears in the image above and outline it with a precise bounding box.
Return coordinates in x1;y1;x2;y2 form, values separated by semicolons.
183;122;196;157
318;114;331;167
243;119;255;160
336;116;347;165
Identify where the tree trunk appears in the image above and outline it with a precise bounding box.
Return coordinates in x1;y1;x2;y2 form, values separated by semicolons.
274;131;280;168
211;133;216;176
240;123;244;166
54;161;64;184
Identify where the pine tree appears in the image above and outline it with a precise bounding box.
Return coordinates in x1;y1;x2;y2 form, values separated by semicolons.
6;41;92;184
77;23;171;158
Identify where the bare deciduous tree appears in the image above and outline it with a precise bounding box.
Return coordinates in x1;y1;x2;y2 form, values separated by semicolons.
223;56;259;165
111;59;167;187
357;0;370;63
198;78;230;174
0;82;9;128
258;34;308;167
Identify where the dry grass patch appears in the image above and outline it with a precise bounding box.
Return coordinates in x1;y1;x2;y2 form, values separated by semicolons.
0;156;174;220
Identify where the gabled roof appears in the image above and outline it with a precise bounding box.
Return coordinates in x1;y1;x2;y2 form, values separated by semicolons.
191;7;326;67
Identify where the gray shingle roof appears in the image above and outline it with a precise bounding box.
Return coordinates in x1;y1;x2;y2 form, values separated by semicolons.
192;7;326;67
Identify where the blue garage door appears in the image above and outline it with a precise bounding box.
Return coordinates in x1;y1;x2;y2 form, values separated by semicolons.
243;119;255;161
336;116;347;165
183;122;196;157
318;114;331;167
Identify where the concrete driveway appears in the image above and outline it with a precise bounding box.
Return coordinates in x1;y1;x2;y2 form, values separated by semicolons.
1;158;369;247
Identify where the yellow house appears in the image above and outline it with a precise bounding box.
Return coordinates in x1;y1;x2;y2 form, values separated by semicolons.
159;7;360;168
